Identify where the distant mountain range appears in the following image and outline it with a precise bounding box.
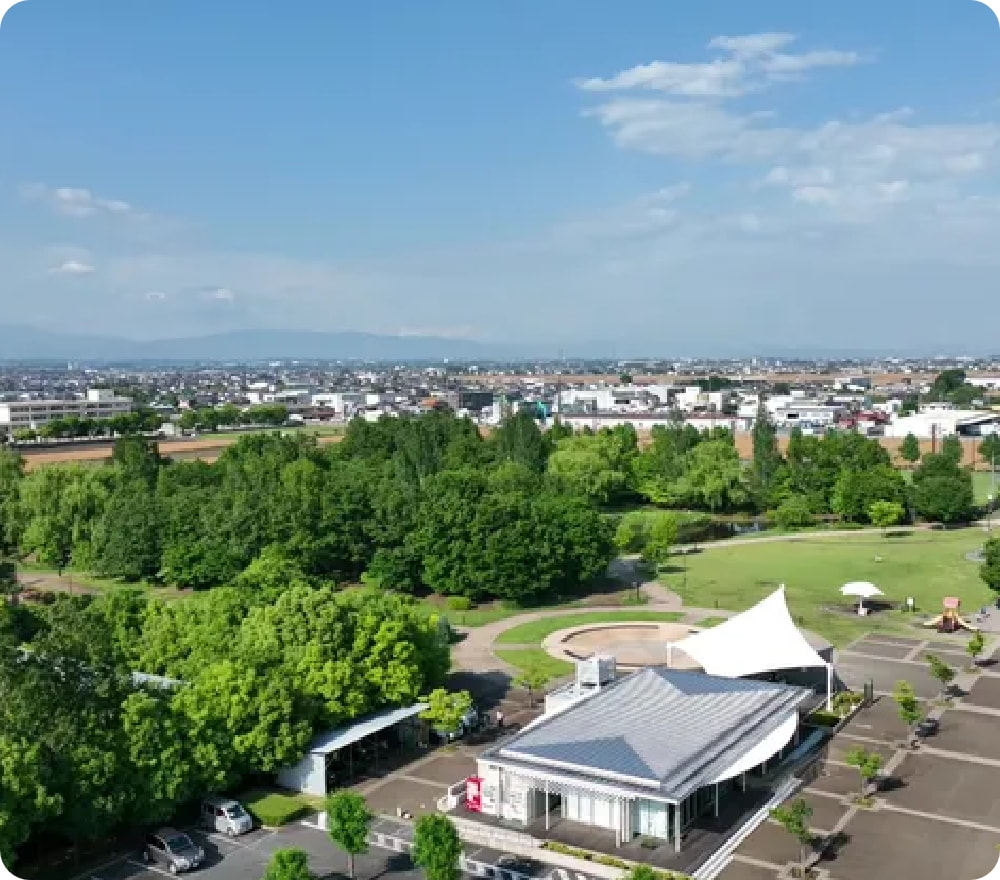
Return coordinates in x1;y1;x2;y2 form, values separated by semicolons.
0;325;990;363
0;325;541;363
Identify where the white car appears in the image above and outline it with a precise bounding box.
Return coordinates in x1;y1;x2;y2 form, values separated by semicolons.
200;796;253;836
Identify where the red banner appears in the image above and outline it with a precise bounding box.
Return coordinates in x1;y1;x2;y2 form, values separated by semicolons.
466;776;483;812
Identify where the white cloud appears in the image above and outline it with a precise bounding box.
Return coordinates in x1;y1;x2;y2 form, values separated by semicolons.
577;32;860;98
203;286;236;301
21;183;141;219
144;290;167;301
49;259;96;276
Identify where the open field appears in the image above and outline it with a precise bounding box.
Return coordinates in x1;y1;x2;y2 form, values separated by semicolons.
495;610;684;646
668;527;993;645
18;429;347;471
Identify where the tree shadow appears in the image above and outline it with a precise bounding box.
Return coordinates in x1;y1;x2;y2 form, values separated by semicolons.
818;830;853;863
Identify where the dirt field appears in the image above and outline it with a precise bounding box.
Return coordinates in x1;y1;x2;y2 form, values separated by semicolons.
20;433;346;471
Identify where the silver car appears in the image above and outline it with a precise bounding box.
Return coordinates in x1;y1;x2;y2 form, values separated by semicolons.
200;796;253;836
143;828;205;874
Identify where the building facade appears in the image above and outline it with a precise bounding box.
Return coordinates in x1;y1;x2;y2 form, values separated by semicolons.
0;389;132;432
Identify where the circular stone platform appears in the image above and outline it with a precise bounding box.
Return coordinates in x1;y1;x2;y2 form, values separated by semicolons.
542;621;704;670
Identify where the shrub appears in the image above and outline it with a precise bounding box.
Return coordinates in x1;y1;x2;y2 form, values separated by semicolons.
446;596;472;612
807;709;842;728
773;496;815;531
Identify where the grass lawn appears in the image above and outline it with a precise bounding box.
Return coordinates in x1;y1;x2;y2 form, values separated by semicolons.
694;616;729;628
494;647;574;678
239;788;320;826
666;528;993;645
974;469;998;505
495;610;685;646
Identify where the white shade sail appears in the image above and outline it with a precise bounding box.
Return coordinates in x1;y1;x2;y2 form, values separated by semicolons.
974;853;1000;880
709;712;799;784
673;586;829;678
841;582;883;599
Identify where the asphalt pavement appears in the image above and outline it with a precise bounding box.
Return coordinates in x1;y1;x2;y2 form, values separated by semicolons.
79;820;596;880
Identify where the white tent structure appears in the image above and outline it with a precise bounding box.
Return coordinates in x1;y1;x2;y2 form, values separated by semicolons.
670;586;834;708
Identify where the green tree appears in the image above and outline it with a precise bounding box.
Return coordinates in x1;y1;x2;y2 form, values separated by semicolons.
614;512;648;554
515;666;551;708
773;496;815;531
325;791;373;880
980;434;1000;468
412;814;462;880
911;453;975;524
967;631;986;669
623;867;659;880
680;439;748;512
770;799;814;873
899;433;921;465
844;746;883;799
419;689;472;738
750;402;781;507
926;653;956;700
262;848;314;880
93;479;161;581
892;680;923;747
490;411;548;473
868;500;906;533
981;537;1000;593
641;512;678;567
941;434;964;466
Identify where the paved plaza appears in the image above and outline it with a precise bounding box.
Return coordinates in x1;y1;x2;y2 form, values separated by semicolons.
721;637;1000;880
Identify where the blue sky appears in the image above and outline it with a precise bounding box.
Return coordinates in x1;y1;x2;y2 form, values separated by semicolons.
1;0;999;354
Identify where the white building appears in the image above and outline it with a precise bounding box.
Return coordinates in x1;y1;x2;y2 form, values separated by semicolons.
886;406;1000;439
462;588;832;855
0;389;132;432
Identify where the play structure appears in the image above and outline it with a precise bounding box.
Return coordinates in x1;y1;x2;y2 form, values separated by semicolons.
923;596;979;633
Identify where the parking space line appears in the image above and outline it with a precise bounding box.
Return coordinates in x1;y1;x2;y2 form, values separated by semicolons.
126;859;174;877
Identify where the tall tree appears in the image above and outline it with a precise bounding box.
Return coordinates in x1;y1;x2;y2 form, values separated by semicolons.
899;433;921;466
412;814;462;880
750;400;781;505
325;791;373;880
93;479;161;581
981;537;1000;593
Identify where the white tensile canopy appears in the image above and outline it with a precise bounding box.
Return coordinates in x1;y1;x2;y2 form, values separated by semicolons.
841;581;883;599
671;585;833;707
974;853;1000;880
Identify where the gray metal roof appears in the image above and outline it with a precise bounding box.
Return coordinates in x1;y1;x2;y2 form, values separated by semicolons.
497;668;811;800
307;703;429;756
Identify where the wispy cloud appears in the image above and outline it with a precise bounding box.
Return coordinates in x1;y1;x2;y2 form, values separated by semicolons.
48;259;96;276
21;183;143;219
576;33;861;98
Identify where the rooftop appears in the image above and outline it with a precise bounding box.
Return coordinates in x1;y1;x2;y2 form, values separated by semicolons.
494;667;811;801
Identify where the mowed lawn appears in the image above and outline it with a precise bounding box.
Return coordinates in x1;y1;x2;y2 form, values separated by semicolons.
668;528;993;646
495;611;684;646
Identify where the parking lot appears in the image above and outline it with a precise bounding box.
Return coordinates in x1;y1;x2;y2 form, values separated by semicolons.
721;636;1000;880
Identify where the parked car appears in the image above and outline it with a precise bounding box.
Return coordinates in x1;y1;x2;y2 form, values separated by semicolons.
143;828;205;874
200;796;253;836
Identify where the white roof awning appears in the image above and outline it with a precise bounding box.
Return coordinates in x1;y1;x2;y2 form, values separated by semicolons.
673;586;829;678
709;712;798;784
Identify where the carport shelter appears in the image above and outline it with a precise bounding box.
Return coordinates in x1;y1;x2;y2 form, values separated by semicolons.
278;703;428;797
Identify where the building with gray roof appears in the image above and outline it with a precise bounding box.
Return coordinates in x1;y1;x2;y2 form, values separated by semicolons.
471;667;814;852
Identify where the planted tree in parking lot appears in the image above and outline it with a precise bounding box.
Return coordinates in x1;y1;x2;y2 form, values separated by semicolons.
770;799;814;874
515;666;551;708
926;653;956;700
967;631;986;670
413;814;462;880
892;680;923;747
262;848;314;880
419;688;473;738
844;746;883;800
325;790;373;880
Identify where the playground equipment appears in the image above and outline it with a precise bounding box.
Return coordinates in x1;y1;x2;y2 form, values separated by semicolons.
923;596;978;633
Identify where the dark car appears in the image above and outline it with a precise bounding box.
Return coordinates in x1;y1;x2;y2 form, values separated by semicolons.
143;828;205;874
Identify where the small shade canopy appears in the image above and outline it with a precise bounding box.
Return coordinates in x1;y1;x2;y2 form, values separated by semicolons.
673;586;829;679
841;582;883;599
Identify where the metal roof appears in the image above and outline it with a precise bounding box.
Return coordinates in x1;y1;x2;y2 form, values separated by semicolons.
496;668;811;800
307;703;429;756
